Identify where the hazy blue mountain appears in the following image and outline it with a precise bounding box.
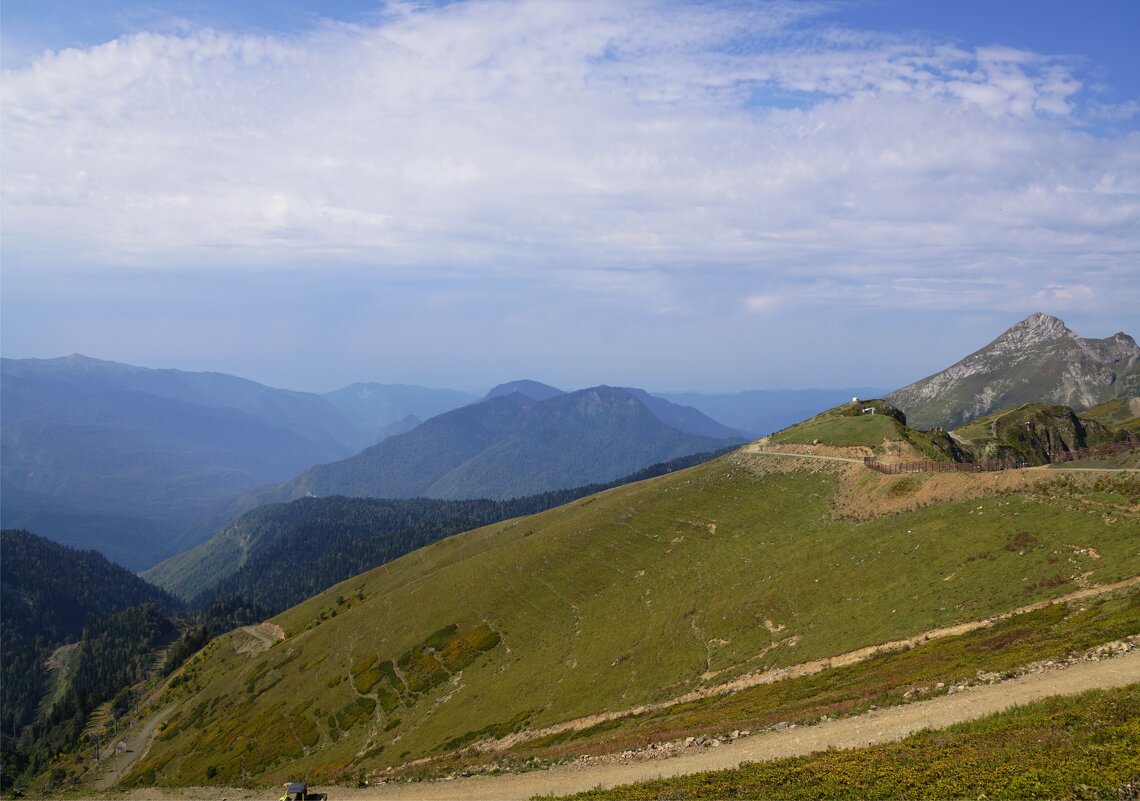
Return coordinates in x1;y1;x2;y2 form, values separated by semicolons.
483;379;565;401
0;355;374;569
627;388;752;439
322;382;478;441
657;387;884;436
275;385;745;502
3;355;373;451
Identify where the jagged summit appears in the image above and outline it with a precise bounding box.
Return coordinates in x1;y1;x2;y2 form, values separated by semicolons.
990;312;1074;352
887;314;1139;429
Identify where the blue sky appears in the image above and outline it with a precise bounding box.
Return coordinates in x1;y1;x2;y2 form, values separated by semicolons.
2;0;1137;393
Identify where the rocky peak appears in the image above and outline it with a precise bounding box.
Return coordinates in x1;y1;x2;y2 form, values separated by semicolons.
991;313;1074;352
886;313;1138;429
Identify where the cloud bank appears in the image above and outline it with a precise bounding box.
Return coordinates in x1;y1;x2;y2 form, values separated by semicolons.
2;0;1137;388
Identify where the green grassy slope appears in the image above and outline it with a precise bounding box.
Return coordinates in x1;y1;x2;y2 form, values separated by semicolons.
124;449;1140;788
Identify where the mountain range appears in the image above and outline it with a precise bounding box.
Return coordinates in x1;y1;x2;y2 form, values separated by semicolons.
887;312;1140;429
2;312;1134;573
320;382;478;441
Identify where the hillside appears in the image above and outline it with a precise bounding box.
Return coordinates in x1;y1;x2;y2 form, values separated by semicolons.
145;451;731;604
773;397;1135;468
949;402;1119;464
0;356;375;569
119;429;1139;788
276;386;746;502
887;313;1139;429
0;530;180;772
1080;396;1140;435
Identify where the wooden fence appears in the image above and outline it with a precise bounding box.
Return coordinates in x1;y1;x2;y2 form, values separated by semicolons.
863;439;1137;475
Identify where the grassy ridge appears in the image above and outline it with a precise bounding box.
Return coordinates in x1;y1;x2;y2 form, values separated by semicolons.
553;684;1140;800
123;453;1140;787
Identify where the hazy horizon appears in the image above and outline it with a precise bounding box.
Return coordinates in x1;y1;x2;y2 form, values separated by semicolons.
3;0;1137;394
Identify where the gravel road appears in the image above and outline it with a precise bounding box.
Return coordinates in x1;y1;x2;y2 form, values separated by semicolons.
358;649;1140;801
84;648;1140;801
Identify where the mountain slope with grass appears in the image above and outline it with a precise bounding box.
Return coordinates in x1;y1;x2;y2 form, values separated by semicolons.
118;403;1139;789
143;450;730;604
886;313;1139;430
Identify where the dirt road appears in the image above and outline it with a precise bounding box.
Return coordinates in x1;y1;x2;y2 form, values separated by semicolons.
97;650;1137;801
358;651;1140;800
93;705;174;789
740;444;864;463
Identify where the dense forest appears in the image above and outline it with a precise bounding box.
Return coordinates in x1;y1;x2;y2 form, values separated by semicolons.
0;530;179;741
195;449;732;614
0;531;274;791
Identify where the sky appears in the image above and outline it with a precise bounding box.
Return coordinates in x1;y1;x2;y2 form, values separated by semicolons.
2;0;1138;394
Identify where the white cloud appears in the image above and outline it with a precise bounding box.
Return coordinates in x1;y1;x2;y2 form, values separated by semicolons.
1;0;1137;321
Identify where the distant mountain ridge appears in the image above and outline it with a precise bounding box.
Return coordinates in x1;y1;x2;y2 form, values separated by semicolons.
322;382;478;441
483;379;564;401
276;385;746;502
887;313;1140;429
0;355;375;568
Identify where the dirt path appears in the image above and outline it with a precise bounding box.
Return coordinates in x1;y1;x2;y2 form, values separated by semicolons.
93;705;174;789
234;622;286;655
740;443;864;463
357;651;1140;800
